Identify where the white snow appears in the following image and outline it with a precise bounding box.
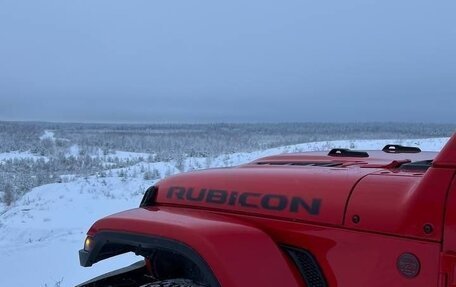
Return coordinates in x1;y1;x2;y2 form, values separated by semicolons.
68;144;81;157
40;130;56;141
66;144;150;162
0;151;48;163
102;150;151;161
0;137;450;287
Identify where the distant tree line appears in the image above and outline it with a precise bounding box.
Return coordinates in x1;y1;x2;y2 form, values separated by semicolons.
1;121;455;155
1;121;455;205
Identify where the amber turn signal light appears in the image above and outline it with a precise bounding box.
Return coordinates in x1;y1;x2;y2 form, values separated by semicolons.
84;236;94;252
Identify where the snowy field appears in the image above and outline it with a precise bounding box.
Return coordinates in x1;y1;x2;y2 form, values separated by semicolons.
0;136;450;287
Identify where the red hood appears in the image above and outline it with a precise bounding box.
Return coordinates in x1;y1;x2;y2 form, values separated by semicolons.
155;150;437;226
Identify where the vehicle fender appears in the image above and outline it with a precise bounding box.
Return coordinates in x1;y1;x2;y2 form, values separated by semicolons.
86;206;303;287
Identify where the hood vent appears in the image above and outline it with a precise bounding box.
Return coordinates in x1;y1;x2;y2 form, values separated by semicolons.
399;160;433;171
256;161;343;167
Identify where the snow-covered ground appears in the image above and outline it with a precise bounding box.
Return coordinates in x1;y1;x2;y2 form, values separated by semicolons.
0;151;48;163
0;137;449;287
66;144;150;160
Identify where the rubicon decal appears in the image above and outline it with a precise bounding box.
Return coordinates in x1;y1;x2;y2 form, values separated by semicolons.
166;186;321;215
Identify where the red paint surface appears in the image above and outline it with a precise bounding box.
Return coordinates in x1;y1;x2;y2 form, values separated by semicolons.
84;133;456;287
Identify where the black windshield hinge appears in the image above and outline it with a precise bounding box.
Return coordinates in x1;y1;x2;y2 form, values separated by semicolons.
328;148;369;158
382;145;421;154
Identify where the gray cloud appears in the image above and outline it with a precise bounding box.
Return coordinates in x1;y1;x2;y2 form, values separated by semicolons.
0;0;455;123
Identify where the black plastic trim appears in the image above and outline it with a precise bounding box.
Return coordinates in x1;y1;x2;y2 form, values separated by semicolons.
76;260;149;287
399;160;433;171
382;144;421;154
282;245;327;287
328;148;369;158
79;231;220;287
257;161;343;167
140;186;158;207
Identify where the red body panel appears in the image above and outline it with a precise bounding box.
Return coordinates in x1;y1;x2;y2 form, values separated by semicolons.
345;168;455;241
88;207;303;287
444;176;456;253
254;150;437;164
442;176;456;287
247;217;441;287
156;166;377;225
81;133;456;287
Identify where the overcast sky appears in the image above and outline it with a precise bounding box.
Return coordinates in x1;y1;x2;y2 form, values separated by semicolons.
0;0;455;123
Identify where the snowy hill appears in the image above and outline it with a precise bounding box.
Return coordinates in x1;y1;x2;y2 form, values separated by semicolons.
0;137;449;287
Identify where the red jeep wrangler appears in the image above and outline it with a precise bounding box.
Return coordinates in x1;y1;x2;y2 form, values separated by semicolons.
77;134;456;287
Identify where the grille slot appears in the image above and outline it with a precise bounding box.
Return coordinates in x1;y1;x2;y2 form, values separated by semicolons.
282;245;327;287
